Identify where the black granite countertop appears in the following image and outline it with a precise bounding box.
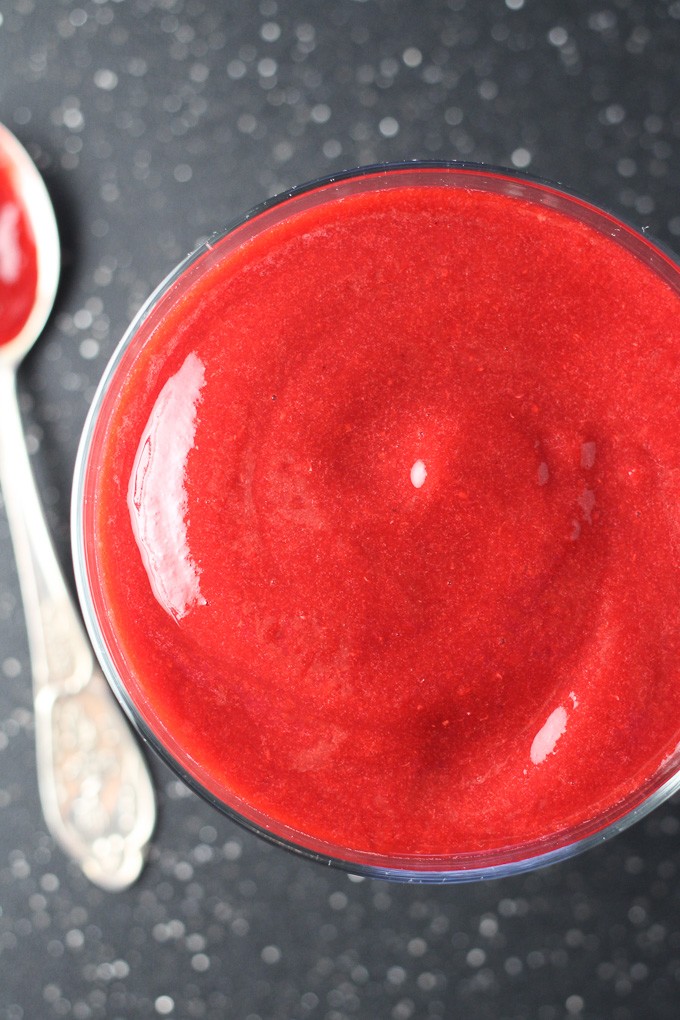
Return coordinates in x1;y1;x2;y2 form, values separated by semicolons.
2;2;680;1018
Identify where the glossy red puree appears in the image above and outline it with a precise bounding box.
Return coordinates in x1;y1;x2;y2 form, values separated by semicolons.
0;144;38;345
92;183;680;859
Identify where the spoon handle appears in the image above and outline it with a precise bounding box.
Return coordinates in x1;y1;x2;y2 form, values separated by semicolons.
0;365;156;890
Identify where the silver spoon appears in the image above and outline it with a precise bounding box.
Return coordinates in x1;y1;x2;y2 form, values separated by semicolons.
0;123;156;890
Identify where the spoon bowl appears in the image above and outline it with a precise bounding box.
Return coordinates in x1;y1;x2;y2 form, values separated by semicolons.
0;123;60;362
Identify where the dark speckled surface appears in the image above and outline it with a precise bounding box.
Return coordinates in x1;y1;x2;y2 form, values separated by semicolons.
2;2;680;1018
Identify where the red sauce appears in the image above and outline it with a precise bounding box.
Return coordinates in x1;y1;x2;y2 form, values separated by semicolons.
0;143;38;345
88;180;680;863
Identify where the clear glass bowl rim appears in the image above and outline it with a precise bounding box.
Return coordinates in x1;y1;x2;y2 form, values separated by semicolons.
72;159;680;883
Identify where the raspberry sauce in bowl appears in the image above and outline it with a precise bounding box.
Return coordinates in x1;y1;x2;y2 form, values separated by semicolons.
73;163;680;880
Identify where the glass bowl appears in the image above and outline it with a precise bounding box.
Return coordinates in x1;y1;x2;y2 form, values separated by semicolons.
72;162;680;882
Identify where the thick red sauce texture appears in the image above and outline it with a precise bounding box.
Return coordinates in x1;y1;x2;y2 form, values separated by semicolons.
0;150;38;345
93;185;680;859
